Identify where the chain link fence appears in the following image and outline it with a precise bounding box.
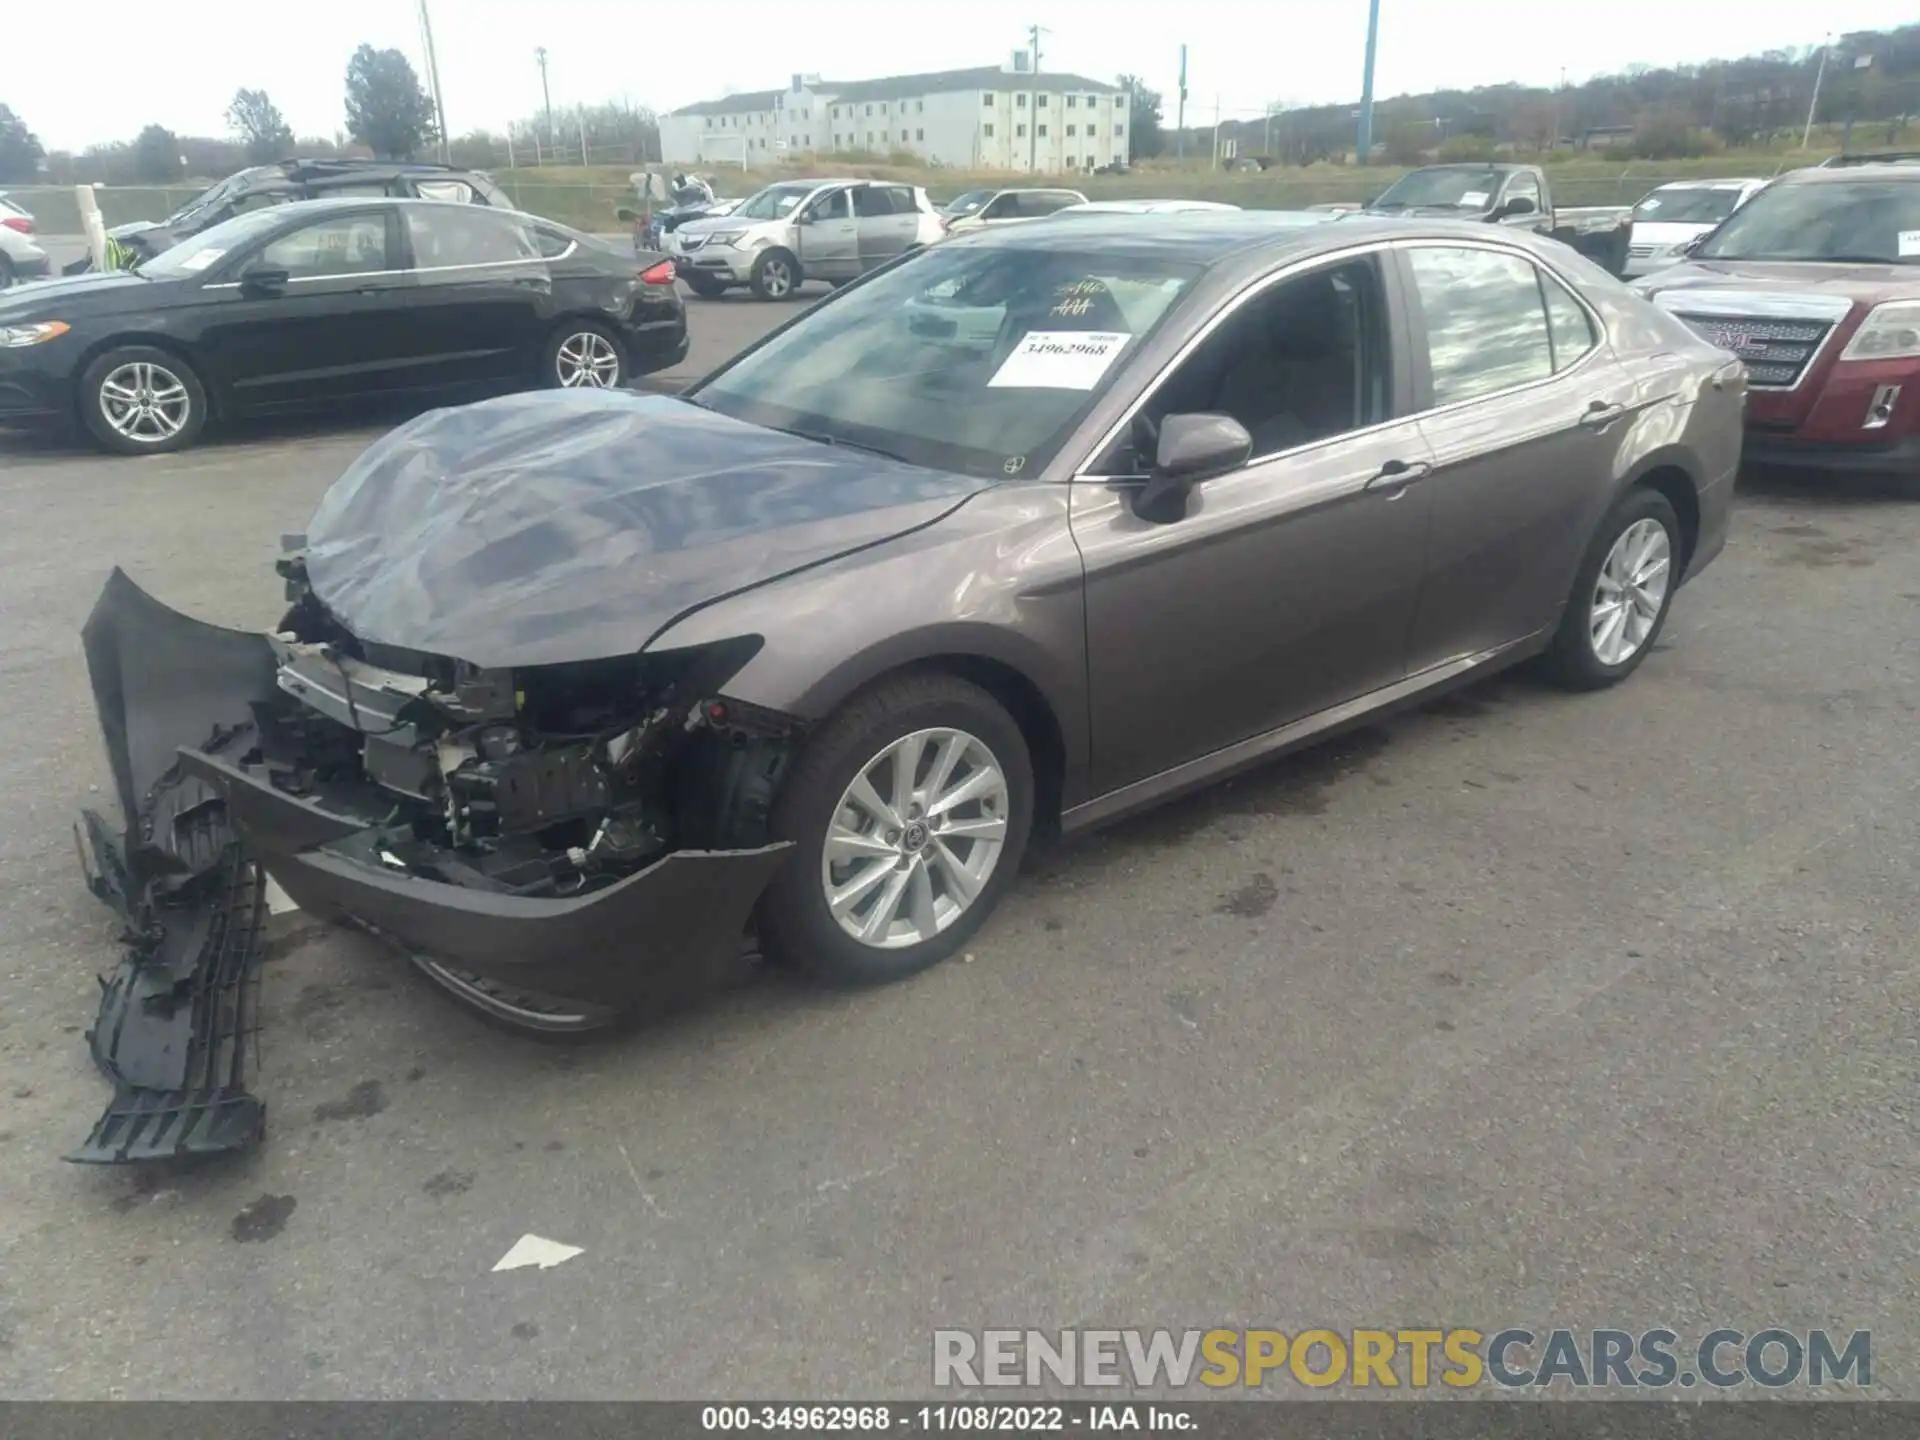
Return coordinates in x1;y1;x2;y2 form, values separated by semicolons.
3;160;1782;238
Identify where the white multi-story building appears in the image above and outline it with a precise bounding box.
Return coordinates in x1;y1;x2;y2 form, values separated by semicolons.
661;59;1129;174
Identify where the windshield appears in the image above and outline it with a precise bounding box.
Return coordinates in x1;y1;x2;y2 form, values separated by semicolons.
732;184;816;221
1372;167;1505;211
134;206;293;279
944;189;995;218
692;245;1202;479
1634;187;1747;225
1696;179;1920;263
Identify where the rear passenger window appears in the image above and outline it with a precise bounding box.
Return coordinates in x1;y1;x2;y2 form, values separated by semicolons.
882;186;917;213
1406;246;1554;406
1540;272;1597;371
853;187;895;218
533;226;576;259
407;207;540;267
415;180;476;204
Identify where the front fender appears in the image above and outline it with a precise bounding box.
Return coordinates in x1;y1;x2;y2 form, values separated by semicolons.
644;484;1094;805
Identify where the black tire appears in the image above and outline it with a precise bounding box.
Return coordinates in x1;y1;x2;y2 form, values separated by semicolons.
542;320;628;391
757;671;1034;987
0;253;15;291
750;247;801;301
1541;486;1683;691
683;274;727;299
78;345;208;456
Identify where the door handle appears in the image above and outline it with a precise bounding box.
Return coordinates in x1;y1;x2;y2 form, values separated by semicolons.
1364;458;1432;496
1578;400;1628;430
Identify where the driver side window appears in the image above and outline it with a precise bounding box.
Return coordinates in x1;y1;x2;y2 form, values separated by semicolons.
983;194;1019;220
806;190;851;222
1097;258;1392;475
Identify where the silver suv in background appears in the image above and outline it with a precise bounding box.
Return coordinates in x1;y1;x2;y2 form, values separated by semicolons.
670;179;945;300
941;187;1088;235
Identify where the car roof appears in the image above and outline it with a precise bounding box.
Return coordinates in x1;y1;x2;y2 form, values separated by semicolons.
1063;199;1240;213
1779;161;1920;185
1649;177;1767;191
238;195;551;226
950;208;1456;264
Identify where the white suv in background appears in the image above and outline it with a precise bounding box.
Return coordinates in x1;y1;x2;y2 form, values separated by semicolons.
1623;178;1768;277
670;179;945;300
0;195;51;289
940;187;1088;235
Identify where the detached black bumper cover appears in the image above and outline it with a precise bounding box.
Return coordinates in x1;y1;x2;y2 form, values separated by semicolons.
74;569;792;1162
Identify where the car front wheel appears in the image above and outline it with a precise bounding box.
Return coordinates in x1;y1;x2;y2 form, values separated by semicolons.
750;248;800;301
758;672;1034;986
1542;486;1682;690
78;346;208;455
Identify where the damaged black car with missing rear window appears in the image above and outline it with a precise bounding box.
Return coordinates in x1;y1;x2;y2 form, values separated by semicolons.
70;214;1740;1163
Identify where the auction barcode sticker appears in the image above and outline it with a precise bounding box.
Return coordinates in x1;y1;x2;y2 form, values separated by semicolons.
988;330;1132;390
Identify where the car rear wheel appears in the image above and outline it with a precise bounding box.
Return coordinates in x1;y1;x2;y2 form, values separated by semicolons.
546;321;628;390
0;254;14;291
757;672;1033;987
1542;486;1682;690
750;248;800;301
78;346;208;456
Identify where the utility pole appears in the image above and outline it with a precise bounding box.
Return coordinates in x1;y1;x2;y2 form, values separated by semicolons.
1357;0;1381;164
1802;34;1832;150
1027;25;1047;174
1175;44;1188;161
417;0;450;162
1551;66;1567;149
536;47;556;151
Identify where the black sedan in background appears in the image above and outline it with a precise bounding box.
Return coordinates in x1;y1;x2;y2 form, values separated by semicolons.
0;198;688;454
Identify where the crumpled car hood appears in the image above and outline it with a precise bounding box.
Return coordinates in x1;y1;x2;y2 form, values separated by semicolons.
303;389;991;669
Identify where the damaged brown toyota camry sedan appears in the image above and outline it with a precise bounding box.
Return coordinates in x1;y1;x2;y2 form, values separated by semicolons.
72;214;1743;1161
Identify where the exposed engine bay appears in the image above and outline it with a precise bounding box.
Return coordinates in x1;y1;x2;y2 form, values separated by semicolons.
260;550;796;900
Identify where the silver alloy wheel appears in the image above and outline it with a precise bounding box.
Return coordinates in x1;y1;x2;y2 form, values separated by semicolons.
98;360;191;443
1589;517;1673;666
760;257;793;297
821;726;1010;950
555;330;622;388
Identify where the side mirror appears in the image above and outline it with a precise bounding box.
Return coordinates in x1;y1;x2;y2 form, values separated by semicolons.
238;264;290;294
1499;196;1537;218
1134;413;1252;519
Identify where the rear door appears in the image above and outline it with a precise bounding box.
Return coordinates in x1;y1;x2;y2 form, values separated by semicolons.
397;205;555;388
795;187;857;280
854;184;921;268
192;207;418;411
1395;240;1640;671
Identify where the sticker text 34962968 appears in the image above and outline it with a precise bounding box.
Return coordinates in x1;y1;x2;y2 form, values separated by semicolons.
987;331;1132;391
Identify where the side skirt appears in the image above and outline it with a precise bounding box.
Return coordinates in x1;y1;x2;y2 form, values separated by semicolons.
1060;633;1546;837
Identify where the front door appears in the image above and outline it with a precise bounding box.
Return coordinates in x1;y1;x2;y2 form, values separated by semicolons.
1395;242;1642;671
795;188;857;280
854;184;921;269
1071;254;1438;795
397;206;555;389
193;208;417;412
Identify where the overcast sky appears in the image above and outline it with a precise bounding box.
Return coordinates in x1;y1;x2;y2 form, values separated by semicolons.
9;1;1916;152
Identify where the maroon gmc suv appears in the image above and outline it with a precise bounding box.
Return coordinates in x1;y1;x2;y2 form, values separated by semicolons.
1630;157;1920;483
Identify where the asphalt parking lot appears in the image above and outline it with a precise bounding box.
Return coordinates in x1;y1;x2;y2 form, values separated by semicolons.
1;294;1917;1400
